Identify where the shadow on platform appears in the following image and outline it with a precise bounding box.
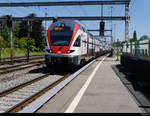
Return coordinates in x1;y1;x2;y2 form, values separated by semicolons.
112;64;150;113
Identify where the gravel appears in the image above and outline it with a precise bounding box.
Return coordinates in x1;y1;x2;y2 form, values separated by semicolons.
0;64;50;93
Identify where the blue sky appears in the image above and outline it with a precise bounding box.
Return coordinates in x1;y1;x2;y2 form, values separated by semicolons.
0;0;149;42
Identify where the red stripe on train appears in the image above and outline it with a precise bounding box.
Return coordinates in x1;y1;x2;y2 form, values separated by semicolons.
47;24;51;49
69;24;79;49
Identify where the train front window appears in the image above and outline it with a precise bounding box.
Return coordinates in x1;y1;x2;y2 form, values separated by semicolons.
50;31;73;46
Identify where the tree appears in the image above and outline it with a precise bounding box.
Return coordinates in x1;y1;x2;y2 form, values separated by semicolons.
0;36;5;61
139;35;149;41
30;19;45;51
1;18;9;46
18;20;28;38
133;30;137;41
18;37;35;51
18;13;45;51
0;15;21;48
113;41;122;47
130;30;137;42
120;41;126;47
13;21;21;38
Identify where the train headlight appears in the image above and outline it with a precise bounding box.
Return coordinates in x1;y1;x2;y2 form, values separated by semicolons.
66;50;70;54
66;50;75;54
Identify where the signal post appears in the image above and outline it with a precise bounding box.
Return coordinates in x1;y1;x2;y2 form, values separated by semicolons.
6;15;13;65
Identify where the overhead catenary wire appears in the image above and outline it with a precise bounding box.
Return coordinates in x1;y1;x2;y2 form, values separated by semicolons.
0;0;130;42
63;6;74;16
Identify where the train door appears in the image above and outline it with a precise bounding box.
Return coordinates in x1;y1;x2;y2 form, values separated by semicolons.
91;37;94;57
81;33;86;59
80;35;84;55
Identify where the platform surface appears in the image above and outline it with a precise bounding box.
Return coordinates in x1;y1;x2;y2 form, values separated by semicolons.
37;56;142;113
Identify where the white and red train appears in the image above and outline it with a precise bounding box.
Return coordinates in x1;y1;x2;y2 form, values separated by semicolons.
45;19;111;67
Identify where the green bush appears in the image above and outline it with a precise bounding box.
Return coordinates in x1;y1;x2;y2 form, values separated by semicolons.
18;37;35;50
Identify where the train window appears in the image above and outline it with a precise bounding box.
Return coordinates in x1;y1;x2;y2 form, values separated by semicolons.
50;30;73;46
73;36;81;47
82;40;86;47
82;27;86;32
142;49;144;55
138;49;140;55
84;41;86;47
145;49;147;55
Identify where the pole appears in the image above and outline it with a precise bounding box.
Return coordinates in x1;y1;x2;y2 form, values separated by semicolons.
10;22;14;64
110;6;113;45
116;38;119;61
125;4;129;41
0;22;2;63
0;47;1;63
27;20;30;62
45;8;48;44
114;24;116;43
100;4;105;37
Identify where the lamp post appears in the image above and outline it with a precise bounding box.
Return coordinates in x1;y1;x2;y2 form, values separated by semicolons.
116;38;119;61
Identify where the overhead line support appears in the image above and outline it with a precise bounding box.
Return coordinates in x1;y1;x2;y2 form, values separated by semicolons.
0;16;128;21
0;1;130;7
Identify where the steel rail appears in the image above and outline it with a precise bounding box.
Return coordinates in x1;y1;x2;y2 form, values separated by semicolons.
0;60;44;71
0;61;44;75
8;73;71;113
1;55;44;61
0;55;44;65
0;73;53;113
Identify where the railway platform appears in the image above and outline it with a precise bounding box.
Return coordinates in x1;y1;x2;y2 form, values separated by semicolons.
37;55;143;113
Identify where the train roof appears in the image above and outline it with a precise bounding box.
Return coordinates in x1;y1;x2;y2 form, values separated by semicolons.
51;19;97;39
50;19;76;31
52;19;87;30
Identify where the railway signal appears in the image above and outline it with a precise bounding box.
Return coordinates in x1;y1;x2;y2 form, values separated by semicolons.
6;15;14;64
6;15;12;28
100;21;105;36
0;21;2;34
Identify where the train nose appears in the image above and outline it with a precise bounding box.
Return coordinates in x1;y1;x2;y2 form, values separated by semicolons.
51;46;69;54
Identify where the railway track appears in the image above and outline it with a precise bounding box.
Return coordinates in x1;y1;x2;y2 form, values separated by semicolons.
0;55;44;65
0;60;45;75
0;73;69;113
0;55;97;113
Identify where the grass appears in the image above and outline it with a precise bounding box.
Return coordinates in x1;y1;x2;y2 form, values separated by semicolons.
0;48;44;58
115;52;122;56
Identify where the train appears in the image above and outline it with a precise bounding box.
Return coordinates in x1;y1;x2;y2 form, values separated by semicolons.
45;19;111;68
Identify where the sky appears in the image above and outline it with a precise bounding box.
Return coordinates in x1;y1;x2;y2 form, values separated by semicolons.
0;0;149;43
